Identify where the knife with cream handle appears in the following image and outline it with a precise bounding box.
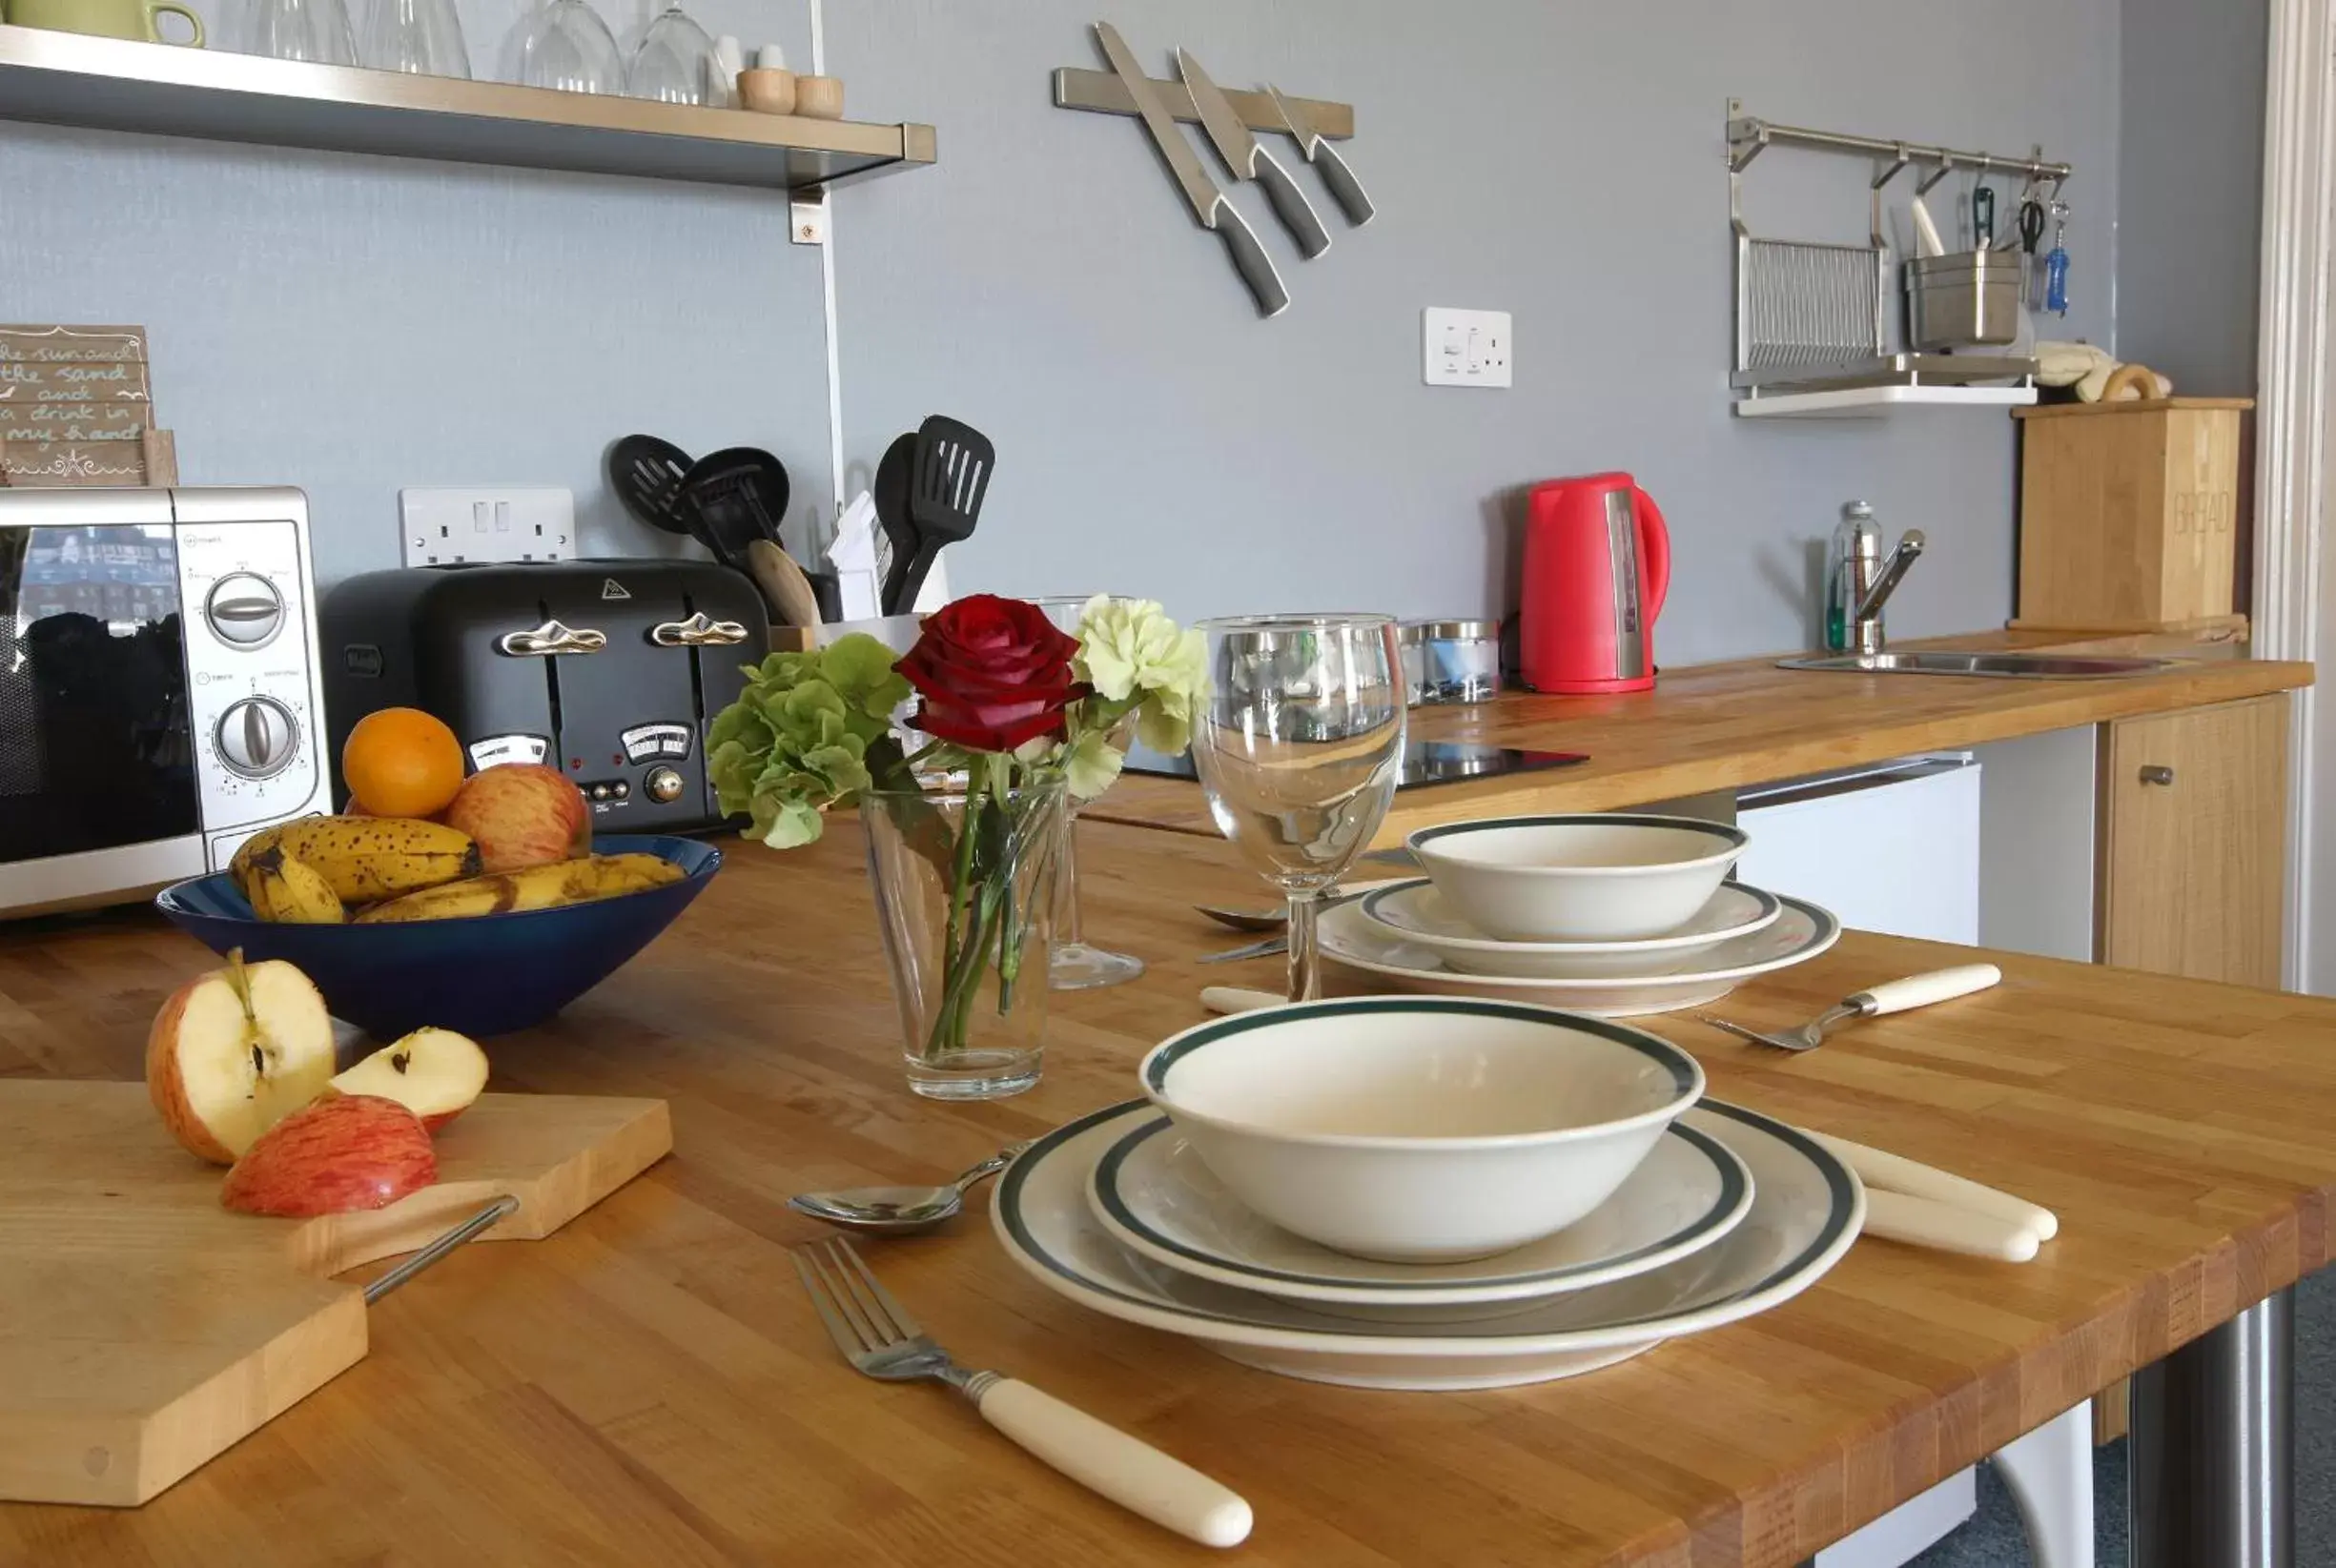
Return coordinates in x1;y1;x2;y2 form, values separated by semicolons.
1809;1131;2059;1242
1861;1189;2039;1262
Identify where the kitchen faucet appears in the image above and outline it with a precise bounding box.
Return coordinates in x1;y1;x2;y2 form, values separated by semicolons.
1846;529;1926;656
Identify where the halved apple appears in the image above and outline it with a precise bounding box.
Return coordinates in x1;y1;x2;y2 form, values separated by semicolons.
220;1093;438;1216
146;951;336;1165
329;1027;488;1131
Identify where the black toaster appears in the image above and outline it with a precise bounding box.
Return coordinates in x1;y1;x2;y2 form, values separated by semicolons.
320;560;768;834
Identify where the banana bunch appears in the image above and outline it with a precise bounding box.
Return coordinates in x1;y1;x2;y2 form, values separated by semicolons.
355;853;686;924
232;817;483;907
243;845;345;924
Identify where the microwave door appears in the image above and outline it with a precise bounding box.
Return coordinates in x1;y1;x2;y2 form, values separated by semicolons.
0;521;201;870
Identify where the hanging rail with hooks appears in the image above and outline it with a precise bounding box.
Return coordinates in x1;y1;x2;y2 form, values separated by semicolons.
1726;107;2072;192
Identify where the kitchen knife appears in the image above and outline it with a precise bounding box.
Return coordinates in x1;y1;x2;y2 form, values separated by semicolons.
1265;85;1374;227
1177;49;1330;259
1093;22;1288;318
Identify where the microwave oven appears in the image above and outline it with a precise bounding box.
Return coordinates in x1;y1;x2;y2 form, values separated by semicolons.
0;486;329;916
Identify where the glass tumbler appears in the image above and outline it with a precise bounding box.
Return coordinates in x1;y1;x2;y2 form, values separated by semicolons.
244;0;358;65
362;0;469;76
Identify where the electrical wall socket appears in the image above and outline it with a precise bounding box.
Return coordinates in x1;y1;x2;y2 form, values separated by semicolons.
1423;307;1512;388
400;487;574;566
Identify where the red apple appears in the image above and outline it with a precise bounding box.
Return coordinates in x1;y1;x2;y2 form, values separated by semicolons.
220;1093;438;1216
146;952;337;1165
329;1027;489;1131
441;764;590;873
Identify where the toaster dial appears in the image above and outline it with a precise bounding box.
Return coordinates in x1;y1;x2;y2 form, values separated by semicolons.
215;696;300;780
644;765;685;804
204;572;286;649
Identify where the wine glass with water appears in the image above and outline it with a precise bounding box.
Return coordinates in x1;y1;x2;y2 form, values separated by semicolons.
1189;614;1406;1001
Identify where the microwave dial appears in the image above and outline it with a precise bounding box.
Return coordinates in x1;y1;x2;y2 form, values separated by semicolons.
205;572;285;649
215;696;300;779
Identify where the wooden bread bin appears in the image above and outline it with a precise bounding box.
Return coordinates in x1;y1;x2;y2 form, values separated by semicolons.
2012;397;2251;633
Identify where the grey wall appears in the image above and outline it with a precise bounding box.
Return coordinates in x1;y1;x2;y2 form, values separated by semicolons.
2117;0;2267;395
4;0;2127;664
825;0;2121;662
0;0;834;583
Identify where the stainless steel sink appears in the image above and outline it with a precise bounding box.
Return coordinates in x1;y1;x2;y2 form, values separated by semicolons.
1778;650;2185;679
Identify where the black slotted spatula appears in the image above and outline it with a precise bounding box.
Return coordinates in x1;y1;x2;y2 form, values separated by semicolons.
891;416;994;612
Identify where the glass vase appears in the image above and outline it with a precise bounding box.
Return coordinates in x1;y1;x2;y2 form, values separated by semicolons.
862;775;1067;1100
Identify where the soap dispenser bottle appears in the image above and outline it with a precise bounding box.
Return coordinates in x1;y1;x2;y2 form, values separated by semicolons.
1825;501;1879;653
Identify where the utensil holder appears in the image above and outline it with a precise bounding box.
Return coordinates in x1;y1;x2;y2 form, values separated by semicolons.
1904;251;2021;352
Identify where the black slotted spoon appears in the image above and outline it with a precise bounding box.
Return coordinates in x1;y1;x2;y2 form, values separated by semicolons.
891;416;994;612
607;435;695;536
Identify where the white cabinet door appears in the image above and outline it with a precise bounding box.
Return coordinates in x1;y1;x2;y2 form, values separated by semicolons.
1736;759;1982;945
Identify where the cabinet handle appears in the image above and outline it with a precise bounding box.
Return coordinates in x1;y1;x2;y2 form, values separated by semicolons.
2139;764;2176;786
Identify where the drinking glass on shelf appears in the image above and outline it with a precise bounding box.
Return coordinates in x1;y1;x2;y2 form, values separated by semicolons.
624;0;729;106
361;0;469;77
244;0;358;65
1030;597;1145;991
501;0;620;93
1189;614;1406;1001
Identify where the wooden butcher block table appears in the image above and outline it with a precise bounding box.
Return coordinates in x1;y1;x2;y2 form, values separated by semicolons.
3;821;2332;1565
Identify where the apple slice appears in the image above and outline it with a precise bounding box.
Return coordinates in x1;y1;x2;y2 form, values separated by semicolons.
220;1093;438;1216
330;1028;489;1131
146;951;337;1165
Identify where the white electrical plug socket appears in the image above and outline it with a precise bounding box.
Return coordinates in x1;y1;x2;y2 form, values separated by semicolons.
1423;308;1512;388
399;487;574;566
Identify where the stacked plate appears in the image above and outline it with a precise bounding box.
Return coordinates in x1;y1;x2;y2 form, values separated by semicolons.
994;998;1868;1391
1322;814;1841;1015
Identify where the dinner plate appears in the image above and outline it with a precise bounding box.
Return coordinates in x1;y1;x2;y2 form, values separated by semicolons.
1317;891;1841;1017
994;1098;1864;1391
1357;879;1784;979
1086;1111;1753;1308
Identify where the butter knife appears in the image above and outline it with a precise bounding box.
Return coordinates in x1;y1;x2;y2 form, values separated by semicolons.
1266;85;1375;227
1177;50;1331;258
1093;23;1288;318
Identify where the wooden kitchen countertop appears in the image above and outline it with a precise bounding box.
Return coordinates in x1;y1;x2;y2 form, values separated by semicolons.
1083;633;2315;843
5;823;2335;1565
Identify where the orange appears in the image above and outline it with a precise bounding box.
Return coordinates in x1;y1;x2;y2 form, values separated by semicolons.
341;707;465;820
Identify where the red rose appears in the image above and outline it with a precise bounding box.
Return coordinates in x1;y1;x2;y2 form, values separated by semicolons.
897;595;1086;753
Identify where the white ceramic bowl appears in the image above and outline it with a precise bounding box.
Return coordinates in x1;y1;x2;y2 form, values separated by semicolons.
1406;813;1750;942
1137;997;1704;1263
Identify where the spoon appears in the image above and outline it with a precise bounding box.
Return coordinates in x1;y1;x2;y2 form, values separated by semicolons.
1193;876;1411;933
787;1142;1032;1234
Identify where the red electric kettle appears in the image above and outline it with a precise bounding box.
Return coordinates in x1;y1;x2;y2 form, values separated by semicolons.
1518;472;1671;694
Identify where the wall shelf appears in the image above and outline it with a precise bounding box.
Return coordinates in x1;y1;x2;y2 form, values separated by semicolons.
1732;384;2038;419
0;24;936;192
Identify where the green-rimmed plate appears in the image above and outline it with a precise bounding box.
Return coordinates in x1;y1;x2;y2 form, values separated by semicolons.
1087;1111;1752;1310
993;1098;1863;1392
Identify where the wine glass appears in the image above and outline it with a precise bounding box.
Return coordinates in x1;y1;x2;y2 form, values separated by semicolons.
362;0;469;76
244;0;358;64
1189;614;1406;1001
1030;596;1145;991
625;0;729;106
502;0;620;92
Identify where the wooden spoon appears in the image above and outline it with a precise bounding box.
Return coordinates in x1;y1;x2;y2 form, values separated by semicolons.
746;540;822;629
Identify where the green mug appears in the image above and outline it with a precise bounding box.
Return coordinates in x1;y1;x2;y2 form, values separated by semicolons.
5;0;205;45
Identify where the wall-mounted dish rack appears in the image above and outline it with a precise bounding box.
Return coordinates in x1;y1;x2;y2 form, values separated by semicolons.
1727;102;2071;419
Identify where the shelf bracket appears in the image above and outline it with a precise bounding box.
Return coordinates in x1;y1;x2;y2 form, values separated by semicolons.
790;188;830;246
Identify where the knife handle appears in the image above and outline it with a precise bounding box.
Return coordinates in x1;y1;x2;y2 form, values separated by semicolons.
1211;201;1289;317
1250;145;1330;258
1311;139;1376;226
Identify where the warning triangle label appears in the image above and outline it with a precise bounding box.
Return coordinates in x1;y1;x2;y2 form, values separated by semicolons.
601;579;631;601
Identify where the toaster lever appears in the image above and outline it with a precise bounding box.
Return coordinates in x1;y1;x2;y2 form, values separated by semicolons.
648;612;750;648
497;620;609;657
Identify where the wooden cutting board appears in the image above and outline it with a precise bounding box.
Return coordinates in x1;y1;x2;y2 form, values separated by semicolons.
0;1080;670;1506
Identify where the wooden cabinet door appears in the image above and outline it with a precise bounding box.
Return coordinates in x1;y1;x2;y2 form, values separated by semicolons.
2098;694;2287;986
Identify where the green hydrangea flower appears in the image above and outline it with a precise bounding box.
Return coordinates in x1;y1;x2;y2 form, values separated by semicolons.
707;633;912;848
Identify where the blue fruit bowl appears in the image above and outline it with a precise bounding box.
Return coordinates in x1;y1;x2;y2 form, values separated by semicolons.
155;834;722;1040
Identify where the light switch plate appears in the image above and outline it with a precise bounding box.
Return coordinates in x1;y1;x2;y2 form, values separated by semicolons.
400;487;574;566
1423;307;1512;388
